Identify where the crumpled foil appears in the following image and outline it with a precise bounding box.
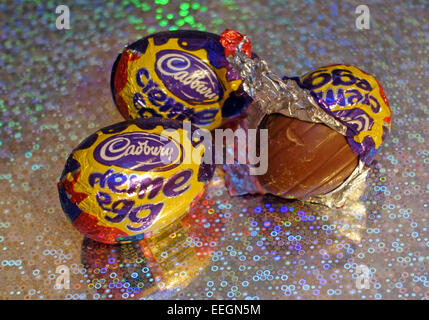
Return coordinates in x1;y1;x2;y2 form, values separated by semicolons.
307;160;369;208
224;39;369;208
226;41;347;135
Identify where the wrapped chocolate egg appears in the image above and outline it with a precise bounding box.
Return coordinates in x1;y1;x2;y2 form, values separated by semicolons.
220;30;391;207
57;118;214;244
111;30;254;131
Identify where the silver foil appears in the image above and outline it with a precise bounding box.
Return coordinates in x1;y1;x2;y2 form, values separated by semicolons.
227;42;347;134
226;39;369;208
307;160;369;208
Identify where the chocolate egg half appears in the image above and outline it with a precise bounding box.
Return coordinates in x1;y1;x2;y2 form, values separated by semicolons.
257;114;359;199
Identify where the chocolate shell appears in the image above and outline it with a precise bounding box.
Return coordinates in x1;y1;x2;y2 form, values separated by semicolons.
257;113;359;199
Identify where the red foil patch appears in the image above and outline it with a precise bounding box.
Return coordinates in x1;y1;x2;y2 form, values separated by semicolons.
220;29;252;58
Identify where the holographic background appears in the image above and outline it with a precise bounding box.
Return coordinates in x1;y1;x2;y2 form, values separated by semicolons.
0;0;428;300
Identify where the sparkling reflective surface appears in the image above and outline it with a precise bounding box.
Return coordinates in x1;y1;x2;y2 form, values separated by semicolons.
0;0;428;300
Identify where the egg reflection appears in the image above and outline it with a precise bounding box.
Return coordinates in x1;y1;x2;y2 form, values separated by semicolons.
81;173;226;299
242;161;385;270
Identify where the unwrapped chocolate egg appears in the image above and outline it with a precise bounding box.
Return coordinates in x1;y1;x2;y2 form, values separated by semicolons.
257;114;359;199
111;30;253;130
58;118;214;244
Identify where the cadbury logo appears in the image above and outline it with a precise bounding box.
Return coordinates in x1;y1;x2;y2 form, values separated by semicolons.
94;132;182;171
155;50;222;104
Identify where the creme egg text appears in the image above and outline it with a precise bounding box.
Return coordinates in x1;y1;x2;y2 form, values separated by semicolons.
88;168;193;232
